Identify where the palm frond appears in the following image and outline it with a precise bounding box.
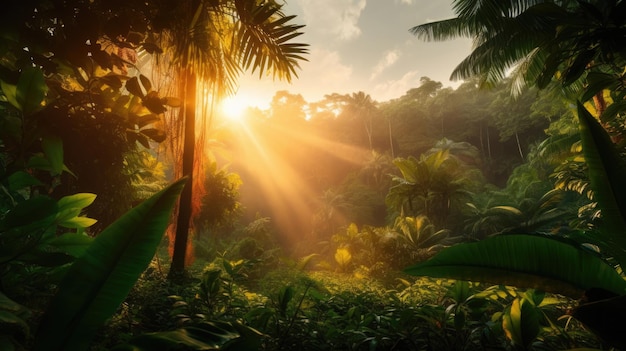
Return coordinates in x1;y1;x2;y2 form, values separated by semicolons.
409;18;472;41
233;0;308;82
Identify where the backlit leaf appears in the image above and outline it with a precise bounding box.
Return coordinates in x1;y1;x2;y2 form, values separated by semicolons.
16;67;47;116
404;234;626;298
34;178;186;351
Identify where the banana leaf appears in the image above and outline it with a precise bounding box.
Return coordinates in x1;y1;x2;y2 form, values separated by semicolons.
34;178;186;351
404;234;626;298
577;102;626;266
405;102;626;300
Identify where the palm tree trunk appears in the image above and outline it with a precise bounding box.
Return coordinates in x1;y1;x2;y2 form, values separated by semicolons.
487;126;492;159
515;132;524;160
388;117;394;158
169;68;196;278
364;117;373;151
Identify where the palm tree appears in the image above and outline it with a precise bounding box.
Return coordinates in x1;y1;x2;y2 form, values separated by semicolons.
328;92;380;150
386;150;479;229
358;150;394;193
345;92;379;151
410;0;626;126
151;0;308;278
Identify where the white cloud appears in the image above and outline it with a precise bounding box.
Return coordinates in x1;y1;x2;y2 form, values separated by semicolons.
295;48;354;100
300;0;367;41
394;0;414;4
370;70;421;101
370;50;400;80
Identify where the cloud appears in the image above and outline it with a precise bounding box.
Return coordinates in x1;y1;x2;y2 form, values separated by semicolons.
300;0;367;41
370;70;421;101
370;50;400;80
394;0;414;4
298;48;354;99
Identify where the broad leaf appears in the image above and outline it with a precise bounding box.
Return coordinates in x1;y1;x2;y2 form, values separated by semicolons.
41;135;64;175
0;80;19;111
57;193;97;213
16;67;47;116
404;234;626;298
34;178;186;351
125;76;144;98
577;102;626;265
502;298;540;348
45;233;93;257
58;216;97;229
0;196;57;231
7;171;43;191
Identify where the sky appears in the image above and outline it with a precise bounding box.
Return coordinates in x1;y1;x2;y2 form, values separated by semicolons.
232;0;473;109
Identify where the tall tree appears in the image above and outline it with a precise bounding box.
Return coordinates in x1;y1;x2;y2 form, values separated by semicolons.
151;0;308;278
0;0;174;230
325;92;381;151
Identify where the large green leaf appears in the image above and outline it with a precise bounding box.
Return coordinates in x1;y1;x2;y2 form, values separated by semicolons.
404;234;626;298
15;67;47;116
577;102;626;265
33;178;186;351
41;135;64;175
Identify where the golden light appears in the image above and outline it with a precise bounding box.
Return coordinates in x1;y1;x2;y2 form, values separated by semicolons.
220;95;247;122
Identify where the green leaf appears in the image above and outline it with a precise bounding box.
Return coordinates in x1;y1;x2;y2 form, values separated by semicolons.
562;49;596;86
0;80;20;111
502;298;540;347
33;178;187;351
577;102;626;265
26;155;53;172
278;285;294;316
404;234;626;298
16;67;47;116
7;171;43;191
581;72;618;102
0;196;57;231
55;208;82;223
18;249;75;267
41;136;64;175
58;216;97;229
0;292;30;341
57;193;97;213
45;233;93;257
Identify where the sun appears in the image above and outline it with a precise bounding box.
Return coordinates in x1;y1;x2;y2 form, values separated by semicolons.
220;95;247;122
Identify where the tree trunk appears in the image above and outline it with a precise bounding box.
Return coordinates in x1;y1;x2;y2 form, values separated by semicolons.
388;117;394;158
364;116;373;151
169;68;196;279
486;126;492;159
515;132;524;160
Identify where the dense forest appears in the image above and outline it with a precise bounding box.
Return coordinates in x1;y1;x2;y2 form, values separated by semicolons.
2;0;626;350
230;78;563;248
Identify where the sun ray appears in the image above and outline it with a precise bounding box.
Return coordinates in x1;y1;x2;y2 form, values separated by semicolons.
230;116;372;248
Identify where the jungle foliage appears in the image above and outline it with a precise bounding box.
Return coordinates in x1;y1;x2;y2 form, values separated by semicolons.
2;0;626;350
